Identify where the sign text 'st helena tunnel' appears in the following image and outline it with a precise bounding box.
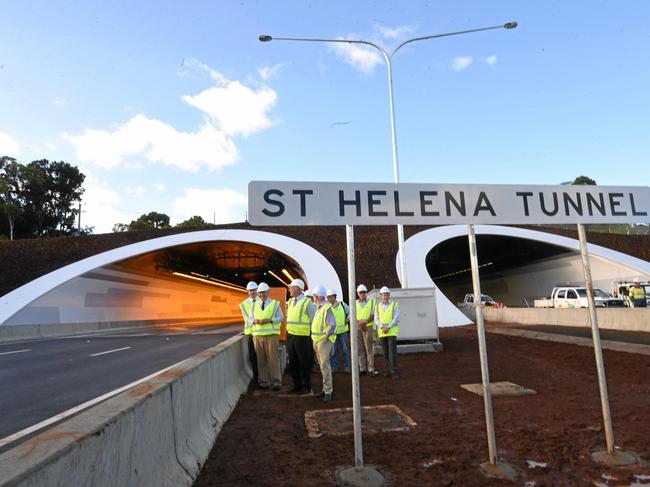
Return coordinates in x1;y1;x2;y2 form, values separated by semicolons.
248;181;650;226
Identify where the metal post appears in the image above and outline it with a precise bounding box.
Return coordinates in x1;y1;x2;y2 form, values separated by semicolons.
577;223;615;454
384;55;408;287
467;224;498;465
346;224;363;467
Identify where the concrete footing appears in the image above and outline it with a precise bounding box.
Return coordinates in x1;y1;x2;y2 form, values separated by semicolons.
336;466;385;487
591;449;638;466
479;461;518;480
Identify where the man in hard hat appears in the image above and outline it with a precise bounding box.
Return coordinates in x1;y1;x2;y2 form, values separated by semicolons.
239;281;259;386
250;282;284;390
327;289;351;373
286;278;316;395
356;284;378;376
630;278;647;307
377;286;400;379
311;285;337;401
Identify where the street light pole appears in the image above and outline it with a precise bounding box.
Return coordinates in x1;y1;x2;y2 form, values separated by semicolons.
259;22;517;287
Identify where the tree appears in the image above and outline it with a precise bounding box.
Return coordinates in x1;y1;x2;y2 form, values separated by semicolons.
0;156;23;240
175;215;208;228
112;223;130;232
562;175;596;186
128;211;171;231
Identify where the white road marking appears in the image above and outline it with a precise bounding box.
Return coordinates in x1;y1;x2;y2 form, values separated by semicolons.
90;346;132;357
0;358;188;449
0;349;31;357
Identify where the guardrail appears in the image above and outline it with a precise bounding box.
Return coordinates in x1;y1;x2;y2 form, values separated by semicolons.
0;333;251;487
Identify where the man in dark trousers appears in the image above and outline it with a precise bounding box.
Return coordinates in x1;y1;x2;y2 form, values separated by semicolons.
239;281;259;386
285;279;316;394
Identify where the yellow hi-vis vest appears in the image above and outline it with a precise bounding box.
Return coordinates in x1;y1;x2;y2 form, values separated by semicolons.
286;296;311;336
356;299;375;328
311;303;336;344
252;299;281;336
239;299;254;335
377;301;399;338
630;286;646;300
332;303;349;334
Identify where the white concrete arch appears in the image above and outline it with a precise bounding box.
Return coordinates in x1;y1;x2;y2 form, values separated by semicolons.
0;229;342;326
399;225;650;327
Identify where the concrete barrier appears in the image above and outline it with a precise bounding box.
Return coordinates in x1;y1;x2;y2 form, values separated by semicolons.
0;318;239;343
463;307;650;332
0;334;251;487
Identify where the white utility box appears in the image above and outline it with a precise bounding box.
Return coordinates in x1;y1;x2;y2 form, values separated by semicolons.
368;287;442;352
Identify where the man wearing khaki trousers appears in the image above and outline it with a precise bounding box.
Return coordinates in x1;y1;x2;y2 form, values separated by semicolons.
251;282;284;390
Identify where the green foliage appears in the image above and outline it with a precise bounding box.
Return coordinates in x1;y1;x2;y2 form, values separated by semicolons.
0;156;85;239
561;175;597;185
113;211;171;232
175;215;208;228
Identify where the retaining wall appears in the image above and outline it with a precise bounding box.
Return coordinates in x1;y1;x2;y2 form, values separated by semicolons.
0;333;251;486
464;307;650;332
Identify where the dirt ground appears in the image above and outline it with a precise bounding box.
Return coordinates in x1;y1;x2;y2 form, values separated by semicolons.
195;326;650;486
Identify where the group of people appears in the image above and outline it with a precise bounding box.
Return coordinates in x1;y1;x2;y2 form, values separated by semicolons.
239;279;400;402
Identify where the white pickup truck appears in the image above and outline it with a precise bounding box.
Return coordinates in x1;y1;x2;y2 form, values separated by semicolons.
533;286;627;308
458;293;498;309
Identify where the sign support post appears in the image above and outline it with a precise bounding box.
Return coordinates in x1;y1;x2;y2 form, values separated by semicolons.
577;223;637;465
346;225;364;468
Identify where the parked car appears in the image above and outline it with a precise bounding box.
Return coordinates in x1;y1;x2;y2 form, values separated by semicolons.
458;293;498;308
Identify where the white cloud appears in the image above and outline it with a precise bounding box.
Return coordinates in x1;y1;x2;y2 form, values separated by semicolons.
452;56;473;71
52;97;66;107
82;178;133;233
65;61;276;171
172;188;247;224
375;24;416;40
125;185;145;197
258;63;288;81
0;132;20;156
64;114;239;172
329;39;384;74
483;55;497;67
154;182;166;192
183;80;277;136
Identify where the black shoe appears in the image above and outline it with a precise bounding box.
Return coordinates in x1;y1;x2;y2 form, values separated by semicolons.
316;390;325;398
300;386;312;395
272;385;282;391
258;384;270;390
323;393;333;402
288;386;303;394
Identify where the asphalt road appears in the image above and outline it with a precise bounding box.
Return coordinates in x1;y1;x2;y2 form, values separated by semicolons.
0;323;240;452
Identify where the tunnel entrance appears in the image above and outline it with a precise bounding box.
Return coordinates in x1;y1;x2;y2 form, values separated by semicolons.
426;235;580;307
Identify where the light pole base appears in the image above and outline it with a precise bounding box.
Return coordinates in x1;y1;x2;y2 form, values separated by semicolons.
591;449;638;466
479;461;518;480
336;466;385;487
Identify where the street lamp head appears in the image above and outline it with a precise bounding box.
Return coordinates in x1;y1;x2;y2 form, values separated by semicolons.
504;21;518;29
259;35;273;42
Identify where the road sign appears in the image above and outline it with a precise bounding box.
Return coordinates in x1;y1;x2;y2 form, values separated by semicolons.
248;181;650;226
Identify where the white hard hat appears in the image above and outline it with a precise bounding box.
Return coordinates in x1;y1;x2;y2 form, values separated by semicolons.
356;284;368;293
304;289;313;297
257;282;270;292
379;286;391;294
313;285;327;297
326;288;337;297
633;278;641;283
289;278;305;290
246;281;258;291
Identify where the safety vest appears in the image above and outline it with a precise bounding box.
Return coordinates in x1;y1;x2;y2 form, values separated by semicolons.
311;303;336;344
239;299;254;335
286;296;311;336
630;286;646;300
377;301;399;338
356;300;375;328
252;299;281;336
332;303;349;334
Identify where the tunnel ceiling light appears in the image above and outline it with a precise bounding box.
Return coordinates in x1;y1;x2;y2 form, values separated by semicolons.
268;270;290;287
173;272;247;293
432;262;494;280
281;269;295;282
189;271;247;291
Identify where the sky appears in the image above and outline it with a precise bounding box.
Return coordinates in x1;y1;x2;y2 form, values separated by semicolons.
1;1;649;233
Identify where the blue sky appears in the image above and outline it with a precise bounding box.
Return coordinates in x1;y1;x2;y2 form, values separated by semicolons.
1;1;649;232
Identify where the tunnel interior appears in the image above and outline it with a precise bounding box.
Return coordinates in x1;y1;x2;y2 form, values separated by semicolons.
113;240;306;292
426;235;579;307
